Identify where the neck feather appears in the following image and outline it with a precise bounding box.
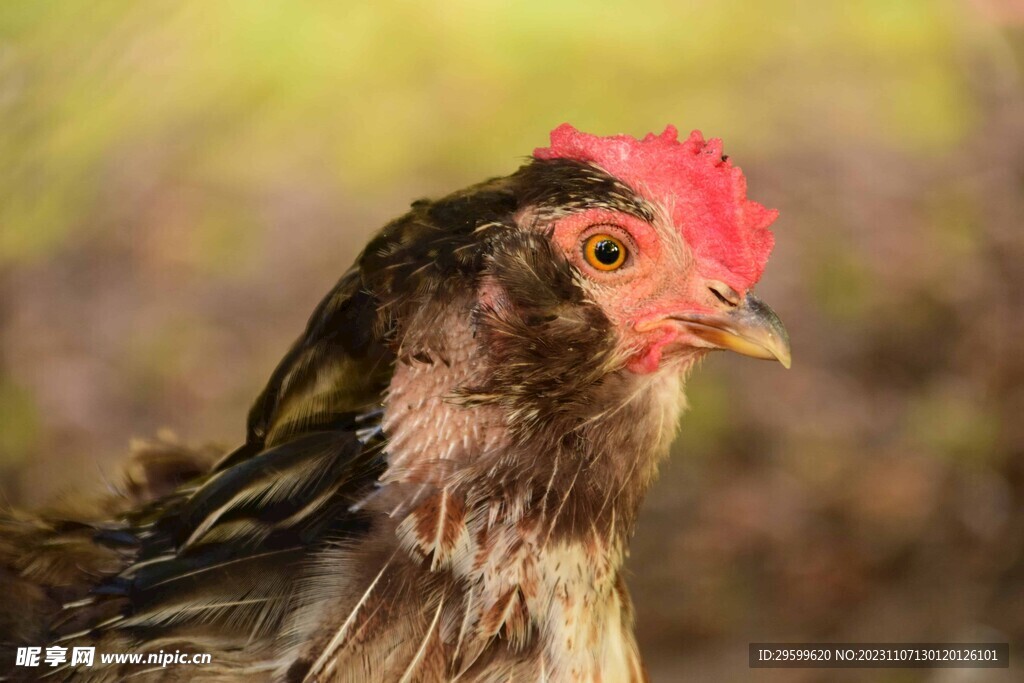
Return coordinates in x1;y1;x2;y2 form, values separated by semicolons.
378;310;688;558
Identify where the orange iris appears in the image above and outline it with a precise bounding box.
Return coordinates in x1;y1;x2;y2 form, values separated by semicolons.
583;234;627;271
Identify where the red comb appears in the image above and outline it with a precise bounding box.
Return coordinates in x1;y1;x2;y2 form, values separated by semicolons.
534;124;778;291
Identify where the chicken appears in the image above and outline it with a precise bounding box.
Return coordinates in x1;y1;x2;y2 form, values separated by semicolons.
0;124;790;682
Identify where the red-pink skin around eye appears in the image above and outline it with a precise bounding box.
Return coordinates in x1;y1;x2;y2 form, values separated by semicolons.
535;124;778;296
550;208;717;375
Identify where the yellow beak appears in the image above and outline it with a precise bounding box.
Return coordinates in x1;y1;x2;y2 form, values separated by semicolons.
670;294;792;368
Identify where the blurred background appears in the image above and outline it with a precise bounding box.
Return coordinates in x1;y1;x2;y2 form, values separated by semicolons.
1;1;1023;680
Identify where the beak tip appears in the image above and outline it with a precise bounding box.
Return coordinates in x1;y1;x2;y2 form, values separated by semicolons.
771;332;792;369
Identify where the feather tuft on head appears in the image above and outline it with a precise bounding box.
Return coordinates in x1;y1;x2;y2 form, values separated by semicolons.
534;123;778;291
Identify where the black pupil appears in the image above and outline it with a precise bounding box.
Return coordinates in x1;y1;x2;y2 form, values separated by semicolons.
593;239;621;265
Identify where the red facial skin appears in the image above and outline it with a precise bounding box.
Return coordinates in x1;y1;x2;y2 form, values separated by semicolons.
535;125;777;295
549;208;731;375
534;125;779;375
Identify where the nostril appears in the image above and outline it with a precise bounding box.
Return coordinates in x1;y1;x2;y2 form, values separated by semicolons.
708;281;741;307
710;288;732;306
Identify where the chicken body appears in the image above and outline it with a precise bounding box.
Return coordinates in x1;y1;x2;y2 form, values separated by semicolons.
0;125;789;681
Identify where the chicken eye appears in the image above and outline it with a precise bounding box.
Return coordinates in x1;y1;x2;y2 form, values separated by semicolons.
583;234;627;271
